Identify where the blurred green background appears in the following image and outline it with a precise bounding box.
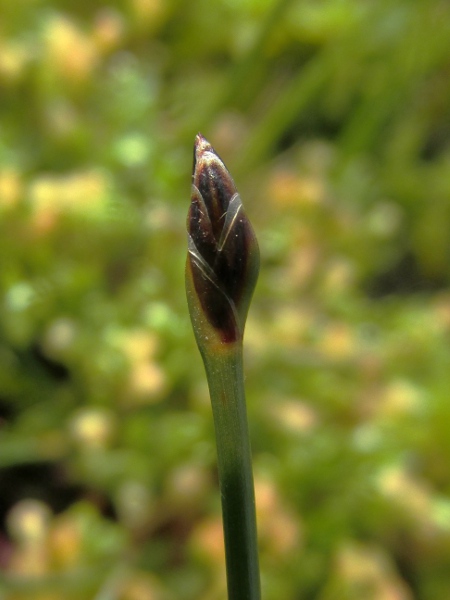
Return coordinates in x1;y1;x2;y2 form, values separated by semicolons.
1;0;450;598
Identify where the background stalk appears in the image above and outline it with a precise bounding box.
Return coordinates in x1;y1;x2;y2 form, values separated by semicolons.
202;343;261;600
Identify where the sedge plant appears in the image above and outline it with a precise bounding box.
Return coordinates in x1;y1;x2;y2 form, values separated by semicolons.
185;134;261;600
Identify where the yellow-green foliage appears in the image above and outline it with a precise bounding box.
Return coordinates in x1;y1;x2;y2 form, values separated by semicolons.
1;1;450;598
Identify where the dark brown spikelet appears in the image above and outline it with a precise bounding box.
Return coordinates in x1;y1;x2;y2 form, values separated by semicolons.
186;134;259;344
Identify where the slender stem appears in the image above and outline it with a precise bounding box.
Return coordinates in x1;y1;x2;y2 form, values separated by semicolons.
202;343;261;600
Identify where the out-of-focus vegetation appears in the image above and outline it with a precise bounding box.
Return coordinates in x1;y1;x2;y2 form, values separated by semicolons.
1;0;450;598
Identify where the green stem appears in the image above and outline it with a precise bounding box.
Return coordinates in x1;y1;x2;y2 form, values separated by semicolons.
202;343;261;600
